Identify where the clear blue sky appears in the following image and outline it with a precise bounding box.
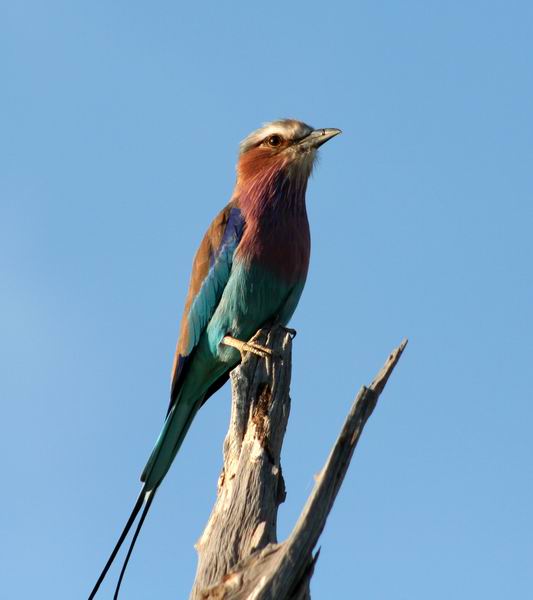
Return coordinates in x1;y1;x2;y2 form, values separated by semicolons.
2;1;532;598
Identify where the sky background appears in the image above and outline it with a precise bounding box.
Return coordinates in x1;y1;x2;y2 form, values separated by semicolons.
2;1;532;598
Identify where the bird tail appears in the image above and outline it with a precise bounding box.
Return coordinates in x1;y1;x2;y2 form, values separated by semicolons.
89;394;201;598
140;394;200;491
112;489;156;599
89;487;154;599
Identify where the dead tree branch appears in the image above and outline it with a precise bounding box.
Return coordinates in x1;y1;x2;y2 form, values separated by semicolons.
190;327;407;599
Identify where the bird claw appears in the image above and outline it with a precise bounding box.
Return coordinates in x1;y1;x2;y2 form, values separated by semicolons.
222;336;279;360
242;341;278;360
280;326;297;339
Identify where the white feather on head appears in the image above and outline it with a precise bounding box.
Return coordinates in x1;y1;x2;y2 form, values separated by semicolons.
239;119;313;154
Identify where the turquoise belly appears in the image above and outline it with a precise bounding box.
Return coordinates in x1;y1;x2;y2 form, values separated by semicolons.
205;261;303;361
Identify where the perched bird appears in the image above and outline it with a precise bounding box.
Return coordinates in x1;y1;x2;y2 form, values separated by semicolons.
89;119;341;598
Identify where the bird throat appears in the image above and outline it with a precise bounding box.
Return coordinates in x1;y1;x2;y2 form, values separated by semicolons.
235;160;311;283
237;157;310;221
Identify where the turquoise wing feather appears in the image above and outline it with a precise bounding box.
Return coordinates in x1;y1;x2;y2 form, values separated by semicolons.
141;205;245;489
184;206;244;354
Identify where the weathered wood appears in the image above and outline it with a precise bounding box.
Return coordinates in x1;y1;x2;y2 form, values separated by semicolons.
190;326;292;599
190;327;407;599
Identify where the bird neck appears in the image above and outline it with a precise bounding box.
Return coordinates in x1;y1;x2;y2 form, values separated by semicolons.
235;162;309;223
233;164;311;283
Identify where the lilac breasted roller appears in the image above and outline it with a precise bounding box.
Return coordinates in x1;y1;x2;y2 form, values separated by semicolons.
89;119;341;598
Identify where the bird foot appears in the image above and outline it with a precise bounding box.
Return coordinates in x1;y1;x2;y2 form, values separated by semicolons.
280;326;297;339
222;336;277;360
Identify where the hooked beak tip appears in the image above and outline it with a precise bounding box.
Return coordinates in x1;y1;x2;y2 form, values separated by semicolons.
300;127;342;149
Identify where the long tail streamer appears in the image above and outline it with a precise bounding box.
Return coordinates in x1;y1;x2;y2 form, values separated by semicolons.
113;490;156;599
88;489;148;599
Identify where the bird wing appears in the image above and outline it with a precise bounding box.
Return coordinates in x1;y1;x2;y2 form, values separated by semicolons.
90;205;244;599
167;203;244;415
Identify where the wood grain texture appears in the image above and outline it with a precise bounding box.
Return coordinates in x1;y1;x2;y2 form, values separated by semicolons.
190;328;407;599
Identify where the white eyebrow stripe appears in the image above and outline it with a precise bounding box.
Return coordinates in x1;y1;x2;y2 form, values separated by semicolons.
239;119;314;154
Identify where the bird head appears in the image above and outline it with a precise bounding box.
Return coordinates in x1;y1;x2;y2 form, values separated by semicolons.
236;119;341;195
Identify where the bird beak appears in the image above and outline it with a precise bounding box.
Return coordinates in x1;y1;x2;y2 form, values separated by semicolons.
297;128;342;150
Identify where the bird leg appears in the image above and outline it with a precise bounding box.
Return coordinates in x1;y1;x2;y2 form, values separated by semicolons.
222;336;275;360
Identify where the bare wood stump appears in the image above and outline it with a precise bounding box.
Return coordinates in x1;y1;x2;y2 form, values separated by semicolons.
190;326;407;600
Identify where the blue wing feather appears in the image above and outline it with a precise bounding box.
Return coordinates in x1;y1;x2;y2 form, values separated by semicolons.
185;207;244;353
168;206;244;415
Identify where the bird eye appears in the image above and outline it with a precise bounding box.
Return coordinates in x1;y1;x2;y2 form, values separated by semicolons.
266;134;283;147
